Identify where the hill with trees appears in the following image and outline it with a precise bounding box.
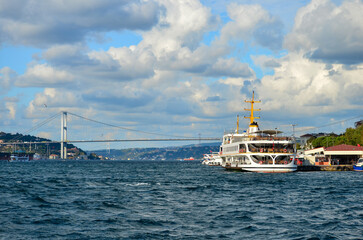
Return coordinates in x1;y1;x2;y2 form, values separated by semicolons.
89;143;220;160
0;132;86;157
307;124;363;148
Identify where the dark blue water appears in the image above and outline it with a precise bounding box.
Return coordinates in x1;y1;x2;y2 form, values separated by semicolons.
1;161;362;239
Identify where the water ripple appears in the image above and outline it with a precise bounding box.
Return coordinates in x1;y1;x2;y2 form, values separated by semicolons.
0;160;362;239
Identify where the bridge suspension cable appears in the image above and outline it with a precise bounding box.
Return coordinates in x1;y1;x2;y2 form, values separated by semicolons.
9;112;61;142
67;111;203;139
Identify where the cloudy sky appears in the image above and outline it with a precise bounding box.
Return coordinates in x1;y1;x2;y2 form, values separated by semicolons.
1;0;363;150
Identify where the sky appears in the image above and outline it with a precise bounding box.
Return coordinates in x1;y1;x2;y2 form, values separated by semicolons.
0;0;363;150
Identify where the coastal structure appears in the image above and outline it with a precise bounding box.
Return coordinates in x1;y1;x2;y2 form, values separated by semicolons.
304;144;363;165
218;92;297;173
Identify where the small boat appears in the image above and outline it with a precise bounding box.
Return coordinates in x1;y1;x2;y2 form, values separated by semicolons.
202;153;222;166
353;158;363;171
183;157;195;161
9;154;30;162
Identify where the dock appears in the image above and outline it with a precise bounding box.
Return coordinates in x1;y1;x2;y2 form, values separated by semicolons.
297;165;353;171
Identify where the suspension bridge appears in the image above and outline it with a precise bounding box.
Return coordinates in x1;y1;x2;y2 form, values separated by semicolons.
1;111;362;160
0;111;221;159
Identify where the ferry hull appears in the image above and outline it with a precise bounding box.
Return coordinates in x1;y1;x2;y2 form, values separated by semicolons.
353;165;363;171
224;165;297;173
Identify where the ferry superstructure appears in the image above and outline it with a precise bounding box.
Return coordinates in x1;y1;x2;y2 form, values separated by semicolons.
219;92;297;173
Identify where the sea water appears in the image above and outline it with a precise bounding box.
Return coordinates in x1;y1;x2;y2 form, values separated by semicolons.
0;160;362;239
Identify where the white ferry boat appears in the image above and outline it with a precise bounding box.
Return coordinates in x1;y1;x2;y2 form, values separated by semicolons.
202;152;222;166
219;92;297;173
9;155;30;162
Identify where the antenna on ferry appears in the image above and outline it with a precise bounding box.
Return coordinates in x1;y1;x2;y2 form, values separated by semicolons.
244;91;261;125
236;115;239;134
292;124;297;153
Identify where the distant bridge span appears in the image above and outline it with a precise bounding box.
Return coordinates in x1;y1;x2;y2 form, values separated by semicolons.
2;111;222;159
1;137;221;145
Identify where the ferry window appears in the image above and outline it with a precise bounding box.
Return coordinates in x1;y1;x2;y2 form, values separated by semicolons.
239;144;246;152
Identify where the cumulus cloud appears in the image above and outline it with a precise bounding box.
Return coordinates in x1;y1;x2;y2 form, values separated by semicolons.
3;96;18;120
15;64;75;88
82;82;156;110
219;3;283;50
41;44;157;83
140;0;218;55
87;46;156;81
7;0;363;144
0;0;161;47
204;58;254;78
0;96;18;125
42;44;91;66
255;53;363;117
25;88;82;118
0;67;16;93
284;0;363;64
219;77;245;86
13;0;255;91
252;55;281;70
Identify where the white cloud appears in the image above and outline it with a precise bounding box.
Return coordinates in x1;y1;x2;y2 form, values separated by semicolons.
284;0;363;64
252;55;281;70
0;0;161;47
42;44;89;65
87;46;156;80
25;88;81;118
205;58;254;78
0;67;15;93
218;3;283;50
219;77;245;86
15;64;74;88
0;97;18;125
255;53;363;116
141;0;218;56
5;101;16;120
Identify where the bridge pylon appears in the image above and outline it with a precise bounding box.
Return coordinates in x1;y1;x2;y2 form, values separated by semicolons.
60;111;67;159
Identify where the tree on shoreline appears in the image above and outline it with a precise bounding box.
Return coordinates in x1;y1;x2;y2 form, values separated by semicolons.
308;124;363;148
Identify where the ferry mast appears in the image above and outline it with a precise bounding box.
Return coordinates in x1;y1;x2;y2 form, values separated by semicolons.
244;91;261;124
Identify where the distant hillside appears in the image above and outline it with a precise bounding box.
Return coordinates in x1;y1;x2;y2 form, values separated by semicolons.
88;143;221;160
0;131;86;156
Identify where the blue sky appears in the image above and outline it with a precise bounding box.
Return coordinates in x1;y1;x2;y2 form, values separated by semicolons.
1;0;363;150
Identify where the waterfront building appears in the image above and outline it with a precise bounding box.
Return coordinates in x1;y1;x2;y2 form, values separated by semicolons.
304;144;363;165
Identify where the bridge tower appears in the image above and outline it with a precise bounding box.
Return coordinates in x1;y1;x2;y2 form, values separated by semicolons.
61;111;67;159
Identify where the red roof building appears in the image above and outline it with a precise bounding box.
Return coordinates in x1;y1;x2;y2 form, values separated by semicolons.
305;144;363;165
325;144;363;152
